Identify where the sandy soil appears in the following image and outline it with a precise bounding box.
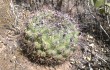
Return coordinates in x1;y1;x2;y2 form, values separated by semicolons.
0;0;110;70
0;0;81;70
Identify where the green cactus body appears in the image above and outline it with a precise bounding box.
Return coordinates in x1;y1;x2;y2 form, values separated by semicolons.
23;10;79;65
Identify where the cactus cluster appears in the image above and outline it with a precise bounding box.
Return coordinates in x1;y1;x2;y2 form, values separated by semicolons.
22;10;79;65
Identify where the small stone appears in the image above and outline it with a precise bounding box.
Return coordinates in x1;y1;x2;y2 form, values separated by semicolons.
86;56;91;61
12;56;16;59
89;43;95;47
70;61;75;64
87;35;93;39
70;59;74;62
0;40;2;43
82;65;85;68
70;59;75;64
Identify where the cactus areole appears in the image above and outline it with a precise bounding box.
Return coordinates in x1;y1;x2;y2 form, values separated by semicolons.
23;9;79;65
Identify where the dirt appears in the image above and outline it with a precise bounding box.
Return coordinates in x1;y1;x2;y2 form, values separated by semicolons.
0;23;76;70
0;0;79;70
0;0;110;70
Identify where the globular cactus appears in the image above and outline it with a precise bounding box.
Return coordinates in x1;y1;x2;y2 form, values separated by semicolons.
22;9;79;65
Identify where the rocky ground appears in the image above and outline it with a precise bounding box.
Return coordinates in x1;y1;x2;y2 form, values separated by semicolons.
0;0;110;70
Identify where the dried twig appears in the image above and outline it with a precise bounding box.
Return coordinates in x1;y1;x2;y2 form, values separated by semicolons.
87;0;110;39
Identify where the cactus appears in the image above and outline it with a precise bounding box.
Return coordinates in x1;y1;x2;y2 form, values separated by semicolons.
23;10;79;65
